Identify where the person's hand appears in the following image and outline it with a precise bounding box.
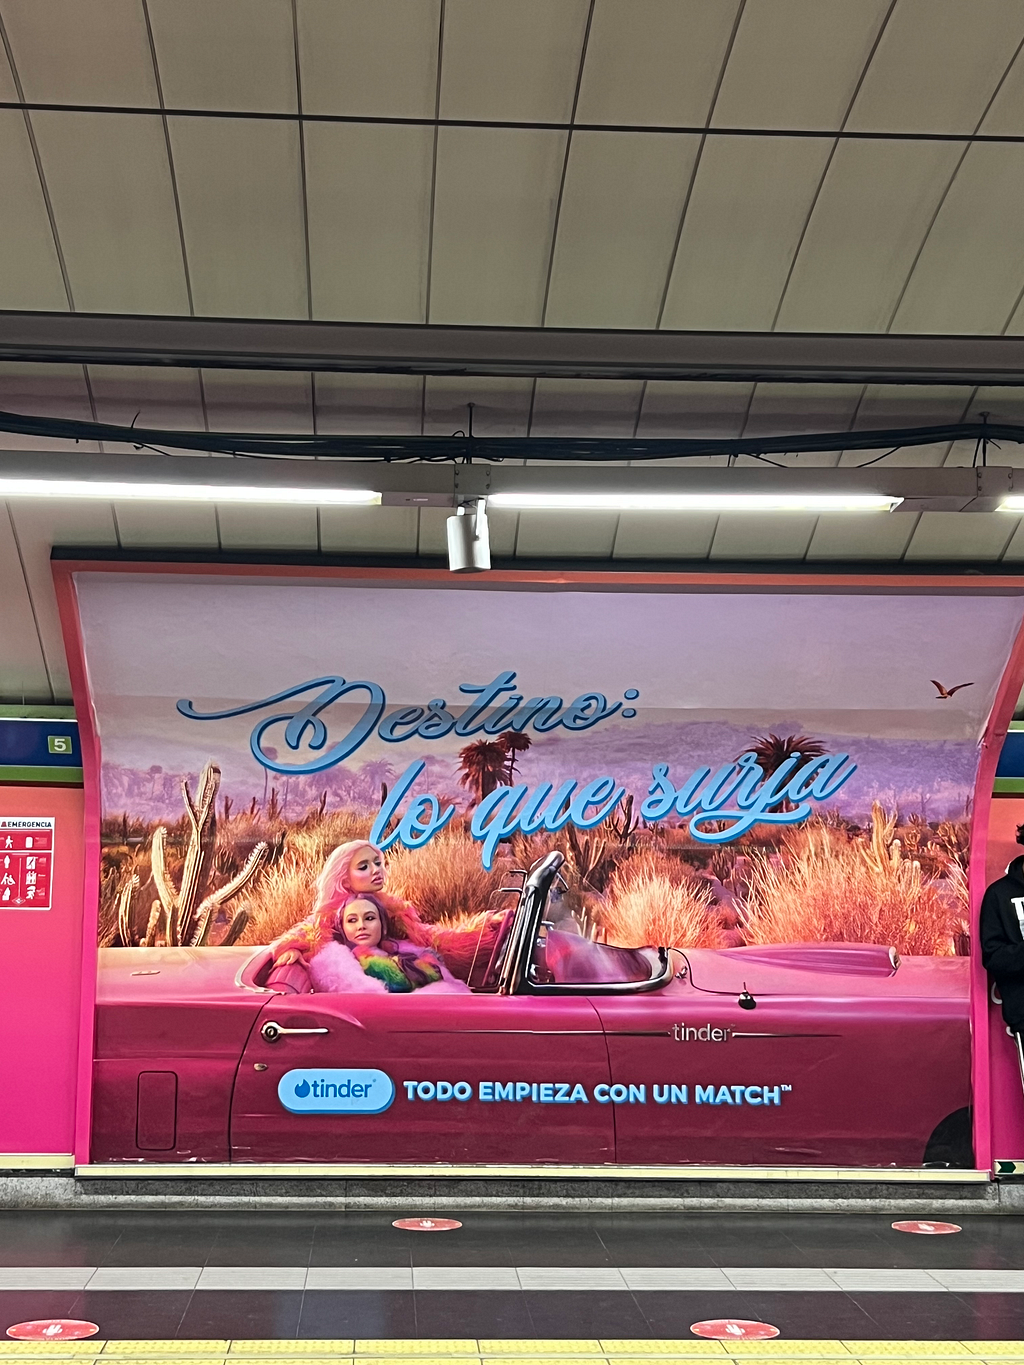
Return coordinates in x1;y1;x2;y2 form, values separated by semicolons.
275;949;301;966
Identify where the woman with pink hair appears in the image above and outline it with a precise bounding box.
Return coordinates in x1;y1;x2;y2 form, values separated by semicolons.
270;840;468;995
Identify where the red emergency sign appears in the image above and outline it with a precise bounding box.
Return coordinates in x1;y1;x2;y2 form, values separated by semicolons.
0;817;54;910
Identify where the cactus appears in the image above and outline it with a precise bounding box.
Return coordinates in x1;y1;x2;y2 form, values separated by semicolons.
116;873;140;946
565;824;609;891
150;763;269;947
609;792;639;843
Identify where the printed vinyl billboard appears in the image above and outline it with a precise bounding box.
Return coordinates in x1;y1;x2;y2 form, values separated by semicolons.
71;572;1024;1168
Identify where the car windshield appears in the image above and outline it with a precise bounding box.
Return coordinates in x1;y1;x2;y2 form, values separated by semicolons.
531;929;658;986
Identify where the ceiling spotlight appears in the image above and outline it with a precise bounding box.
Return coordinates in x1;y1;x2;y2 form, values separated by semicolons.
0;477;380;506
487;492;902;513
447;498;491;573
999;497;1024;512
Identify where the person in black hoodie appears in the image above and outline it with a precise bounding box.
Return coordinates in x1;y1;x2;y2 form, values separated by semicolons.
980;828;1024;1080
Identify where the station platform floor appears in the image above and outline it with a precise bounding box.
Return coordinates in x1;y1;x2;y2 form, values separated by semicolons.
1;1211;1024;1356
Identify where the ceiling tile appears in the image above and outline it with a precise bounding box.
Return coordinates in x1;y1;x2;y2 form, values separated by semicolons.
202;369;313;432
576;0;741;126
612;512;718;559
0;363;99;452
217;505;319;550
805;511;919;560
847;0;1024;134
439;0;589;123
297;0;440;119
31;111;188;314
306;122;432;323
775;138;963;332
545;131;700;329
320;506;419;554
314;373;424;434
0;506;51;701
112;503;219;549
712;0;890;130
636;381;752;447
429;127;564;326
0;111;66;312
742;383;861;439
660;136;831;330
890;144;1024;335
903;511;1018;560
998;517;1024;559
0;37;18;100
0;0;158;105
968;386;1024;424
86;365;206;431
709;512;818;559
529;379;643;436
981;42;1024;134
423;377;534;436
147;0;297;112
514;510;618;558
415;506;450;556
168;116;307;318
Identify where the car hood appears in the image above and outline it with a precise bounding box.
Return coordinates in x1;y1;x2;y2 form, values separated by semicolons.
97;945;265;1005
680;943;969;998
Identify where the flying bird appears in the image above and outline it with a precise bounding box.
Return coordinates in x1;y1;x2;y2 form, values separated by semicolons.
931;680;974;699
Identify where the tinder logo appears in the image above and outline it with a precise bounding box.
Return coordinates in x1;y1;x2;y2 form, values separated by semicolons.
279;1067;395;1115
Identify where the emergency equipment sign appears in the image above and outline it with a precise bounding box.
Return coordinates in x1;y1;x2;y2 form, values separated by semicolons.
0;817;54;909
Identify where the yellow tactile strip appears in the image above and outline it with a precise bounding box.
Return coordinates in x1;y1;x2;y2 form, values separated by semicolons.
0;1343;1023;1362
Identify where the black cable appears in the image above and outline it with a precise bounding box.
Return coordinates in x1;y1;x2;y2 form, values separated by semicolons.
0;407;1021;464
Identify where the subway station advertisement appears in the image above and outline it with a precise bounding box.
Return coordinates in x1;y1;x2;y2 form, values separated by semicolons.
70;571;1024;1168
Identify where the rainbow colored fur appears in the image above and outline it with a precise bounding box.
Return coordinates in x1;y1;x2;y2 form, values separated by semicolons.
351;944;443;993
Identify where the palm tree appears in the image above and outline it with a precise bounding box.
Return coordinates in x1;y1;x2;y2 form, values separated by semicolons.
498;730;532;782
746;733;828;812
458;739;509;805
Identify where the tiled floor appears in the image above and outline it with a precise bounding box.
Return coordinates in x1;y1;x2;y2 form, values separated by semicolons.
2;1213;1024;1343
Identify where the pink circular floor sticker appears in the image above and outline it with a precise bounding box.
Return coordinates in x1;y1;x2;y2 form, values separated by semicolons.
392;1217;462;1231
7;1321;99;1341
892;1220;962;1235
691;1319;780;1340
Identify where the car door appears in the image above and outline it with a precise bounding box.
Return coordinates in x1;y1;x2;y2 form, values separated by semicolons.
230;988;613;1165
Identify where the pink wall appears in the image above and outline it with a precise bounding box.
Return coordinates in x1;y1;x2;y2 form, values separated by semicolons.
0;784;85;1157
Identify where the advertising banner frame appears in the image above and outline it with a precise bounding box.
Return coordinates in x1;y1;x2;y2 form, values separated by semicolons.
52;558;1024;1176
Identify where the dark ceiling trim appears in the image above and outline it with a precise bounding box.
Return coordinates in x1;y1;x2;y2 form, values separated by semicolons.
2;100;1023;143
2;311;1023;385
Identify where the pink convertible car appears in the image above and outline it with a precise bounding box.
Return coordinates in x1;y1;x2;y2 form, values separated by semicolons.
93;852;972;1168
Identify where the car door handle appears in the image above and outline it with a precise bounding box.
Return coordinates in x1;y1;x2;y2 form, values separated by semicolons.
260;1020;330;1043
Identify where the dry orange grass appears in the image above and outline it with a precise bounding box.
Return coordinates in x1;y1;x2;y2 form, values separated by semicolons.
598;847;721;949
740;807;959;956
384;831;511;922
237;854;319;946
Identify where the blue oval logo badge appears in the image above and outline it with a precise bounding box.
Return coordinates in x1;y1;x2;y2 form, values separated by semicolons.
278;1068;395;1115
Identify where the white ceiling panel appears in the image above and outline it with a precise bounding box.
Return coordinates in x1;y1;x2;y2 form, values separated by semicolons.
315;373;423;434
86;365;205;430
714;0;890;131
891;144;1024;335
968;386;1024;423
904;511;1019;560
709;513;818;559
0;506;51;700
439;0;588;123
147;0;297;113
297;0;440;119
998;518;1024;559
848;0;1024;135
576;0;740;127
111;503;219;549
217;505;319;550
635;382;752;446
429;128;564;326
775;139;963;332
529;379;643;436
0;38;18;100
31;111;188;315
202;369;312;432
306;122;432;323
0;111;66;313
0;0;158;106
805;511;919;560
853;385;974;428
423;377;534;436
7;499;117;698
514;510;618;558
545;132;700;329
320;506;419;555
743;383;861;440
981;41;1024;134
0;364;99;452
612;512;718;559
168;116;307;318
661;137;832;331
415;507;451;557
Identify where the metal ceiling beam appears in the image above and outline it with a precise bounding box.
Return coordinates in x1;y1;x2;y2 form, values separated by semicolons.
0;451;1016;512
2;311;1024;385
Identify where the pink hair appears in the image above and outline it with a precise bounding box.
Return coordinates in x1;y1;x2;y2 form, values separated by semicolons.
314;840;429;945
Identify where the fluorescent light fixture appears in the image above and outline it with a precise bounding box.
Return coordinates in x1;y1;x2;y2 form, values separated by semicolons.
999;497;1024;512
0;477;380;506
487;491;902;513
